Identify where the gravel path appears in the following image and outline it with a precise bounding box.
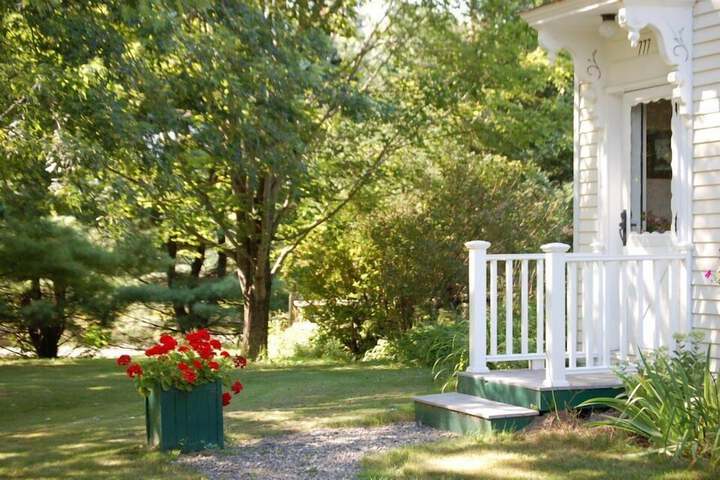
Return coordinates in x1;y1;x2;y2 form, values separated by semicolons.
178;422;455;480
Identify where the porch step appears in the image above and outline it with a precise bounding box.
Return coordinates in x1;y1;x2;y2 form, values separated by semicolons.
457;369;624;412
414;393;538;435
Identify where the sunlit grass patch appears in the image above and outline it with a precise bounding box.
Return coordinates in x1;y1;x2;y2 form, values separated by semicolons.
360;423;716;480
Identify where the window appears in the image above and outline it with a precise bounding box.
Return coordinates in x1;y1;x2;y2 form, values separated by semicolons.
629;98;673;233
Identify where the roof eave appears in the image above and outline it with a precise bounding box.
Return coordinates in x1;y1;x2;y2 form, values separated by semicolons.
520;0;620;27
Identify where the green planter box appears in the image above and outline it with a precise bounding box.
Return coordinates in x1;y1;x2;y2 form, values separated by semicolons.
145;381;224;452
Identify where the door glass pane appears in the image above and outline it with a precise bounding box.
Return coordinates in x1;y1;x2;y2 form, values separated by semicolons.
645;99;672;232
630;104;643;233
629;98;673;234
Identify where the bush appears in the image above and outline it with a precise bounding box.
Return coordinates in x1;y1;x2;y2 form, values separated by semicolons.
388;311;468;389
267;318;353;362
290;152;571;358
582;333;720;466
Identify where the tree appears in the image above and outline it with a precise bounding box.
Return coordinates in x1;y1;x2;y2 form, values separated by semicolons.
290;144;571;355
0;218;149;357
81;1;415;357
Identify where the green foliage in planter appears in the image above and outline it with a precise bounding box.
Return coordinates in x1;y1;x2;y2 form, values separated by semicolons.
581;333;720;466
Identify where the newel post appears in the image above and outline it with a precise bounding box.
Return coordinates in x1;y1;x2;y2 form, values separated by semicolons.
466;240;491;373
541;242;570;387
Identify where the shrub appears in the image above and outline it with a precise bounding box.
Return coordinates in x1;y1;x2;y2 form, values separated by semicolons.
581;333;720;466
268;319;319;360
389;311;468;389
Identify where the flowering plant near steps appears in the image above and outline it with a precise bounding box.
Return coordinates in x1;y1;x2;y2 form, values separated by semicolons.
116;329;246;407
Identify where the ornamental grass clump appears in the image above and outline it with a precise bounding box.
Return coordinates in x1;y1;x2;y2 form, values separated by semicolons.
116;328;246;407
581;333;720;466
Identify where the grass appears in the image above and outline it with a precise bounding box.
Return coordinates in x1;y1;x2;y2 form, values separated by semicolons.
0;358;717;480
0;358;435;480
360;418;716;479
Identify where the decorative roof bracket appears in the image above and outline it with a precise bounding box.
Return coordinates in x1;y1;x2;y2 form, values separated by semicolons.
618;0;694;116
537;29;605;85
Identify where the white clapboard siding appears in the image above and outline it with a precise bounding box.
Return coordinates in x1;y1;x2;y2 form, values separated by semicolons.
693;0;720;369
576;83;600;251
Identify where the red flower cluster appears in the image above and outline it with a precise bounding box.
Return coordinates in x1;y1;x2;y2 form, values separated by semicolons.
116;354;131;366
118;330;247;402
185;328;222;360
126;363;143;378
222;380;244;408
145;334;179;356
234;355;247;368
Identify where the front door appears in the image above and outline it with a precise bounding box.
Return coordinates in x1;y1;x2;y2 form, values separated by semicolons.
621;86;677;352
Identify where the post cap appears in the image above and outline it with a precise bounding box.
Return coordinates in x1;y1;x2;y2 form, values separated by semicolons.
540;242;571;253
465;240;491;251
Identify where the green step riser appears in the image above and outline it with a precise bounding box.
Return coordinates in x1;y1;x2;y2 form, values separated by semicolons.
415;403;534;435
457;375;623;412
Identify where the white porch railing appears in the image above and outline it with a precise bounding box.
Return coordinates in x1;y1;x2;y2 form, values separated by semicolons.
466;241;693;387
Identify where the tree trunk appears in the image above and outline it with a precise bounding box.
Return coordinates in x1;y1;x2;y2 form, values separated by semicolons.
28;324;64;358
239;257;272;359
26;279;65;358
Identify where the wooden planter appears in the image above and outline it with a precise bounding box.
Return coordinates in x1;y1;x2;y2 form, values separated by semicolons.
145;380;224;452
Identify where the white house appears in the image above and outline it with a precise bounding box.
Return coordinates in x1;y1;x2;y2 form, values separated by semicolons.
514;0;720;374
415;0;720;433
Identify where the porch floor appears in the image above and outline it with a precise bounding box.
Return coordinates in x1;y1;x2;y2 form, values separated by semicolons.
460;368;623;391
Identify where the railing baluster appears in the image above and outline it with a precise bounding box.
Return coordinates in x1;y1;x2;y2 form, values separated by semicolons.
506;260;514;355
619;261;628;361
583;262;593;367
636;260;645;354
652;260;662;350
600;261;609;367
536;259;544;354
567;262;577;369
521;259;529;355
669;259;679;350
490;260;498;356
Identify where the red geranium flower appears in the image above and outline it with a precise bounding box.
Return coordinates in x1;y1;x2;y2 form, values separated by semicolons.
178;362;190;371
220;351;230;358
208;361;219;370
126;363;143;378
231;380;243;394
234;356;247;368
209;339;222;350
145;343;170;356
193;359;203;370
182;369;197;383
186;328;210;343
116;354;131;366
196;344;214;360
222;392;232;407
159;334;177;350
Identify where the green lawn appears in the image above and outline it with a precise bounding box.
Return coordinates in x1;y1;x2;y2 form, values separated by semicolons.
0;358;715;479
0;358;434;480
360;424;715;479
